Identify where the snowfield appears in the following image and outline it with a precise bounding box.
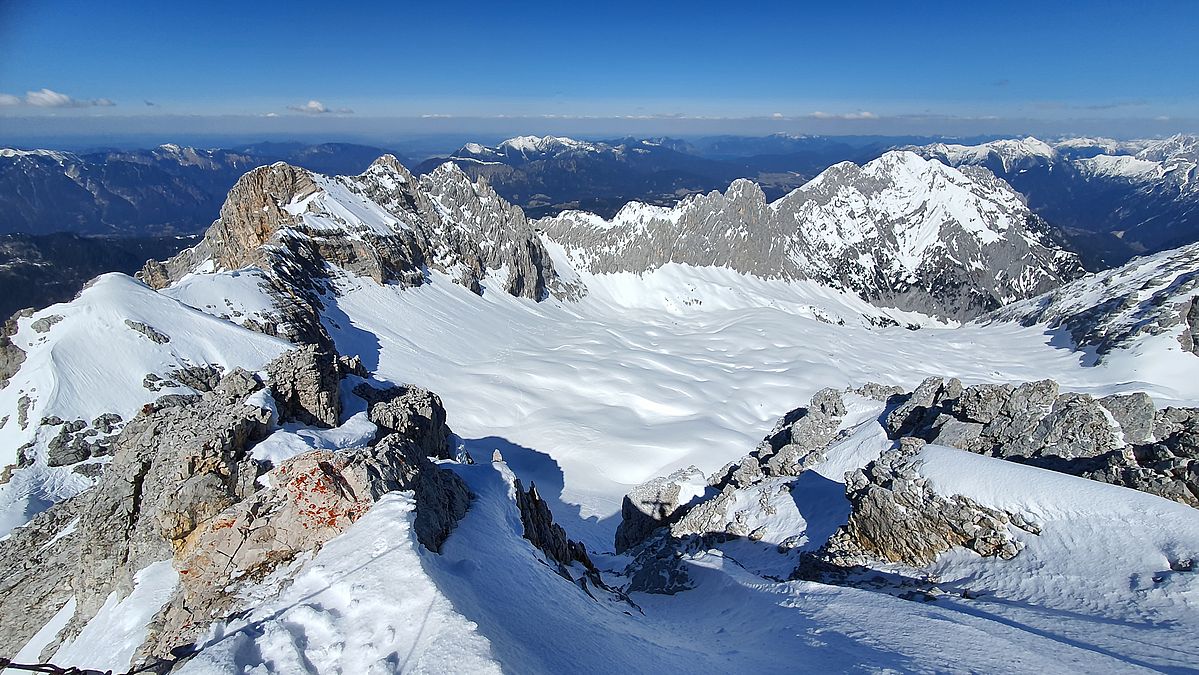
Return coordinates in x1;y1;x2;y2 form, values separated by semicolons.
316;262;1199;552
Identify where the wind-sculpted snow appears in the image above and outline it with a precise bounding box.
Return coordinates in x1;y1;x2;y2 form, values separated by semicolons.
542;151;1082;320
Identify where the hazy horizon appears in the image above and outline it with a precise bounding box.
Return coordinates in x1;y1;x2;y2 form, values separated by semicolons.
2;1;1196;145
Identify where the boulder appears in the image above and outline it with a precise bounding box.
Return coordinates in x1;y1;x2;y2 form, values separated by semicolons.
354;382;452;459
267;345;341;428
814;439;1039;568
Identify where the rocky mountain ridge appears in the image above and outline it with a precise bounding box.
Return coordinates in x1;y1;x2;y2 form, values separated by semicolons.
543;150;1084;320
130;151;1085;323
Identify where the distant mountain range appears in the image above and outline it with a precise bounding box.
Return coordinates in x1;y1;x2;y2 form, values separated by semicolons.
0;232;197;318
912;135;1199;267
2;134;1197;285
0;143;407;236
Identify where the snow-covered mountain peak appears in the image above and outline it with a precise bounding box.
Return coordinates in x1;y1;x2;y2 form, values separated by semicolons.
1137;134;1199;162
0;148;79;163
918;137;1058;172
424;159;473;183
543;150;1082;320
364;152;410;175
496;135;600;157
723;176;768;203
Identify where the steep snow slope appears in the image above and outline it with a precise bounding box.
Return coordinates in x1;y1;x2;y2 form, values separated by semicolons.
989;241;1199;361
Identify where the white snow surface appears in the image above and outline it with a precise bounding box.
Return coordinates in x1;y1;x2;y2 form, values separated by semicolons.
52;560;179;673
177;493;500;675
303;261;1199;556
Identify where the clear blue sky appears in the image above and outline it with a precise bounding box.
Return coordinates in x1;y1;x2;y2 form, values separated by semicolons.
1;0;1196;139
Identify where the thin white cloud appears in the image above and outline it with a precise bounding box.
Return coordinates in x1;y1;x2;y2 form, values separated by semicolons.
0;93;19;107
807;110;878;120
18;88;115;108
287;99;353;114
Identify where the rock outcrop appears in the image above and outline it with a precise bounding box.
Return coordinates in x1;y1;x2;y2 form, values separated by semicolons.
0;309;31;390
0;349;474;668
353;382;453;459
267;345;342;427
883;377;1199;507
138;432;470;663
140;157;567;312
514;479;595;575
808;439;1040;569
614;466;705;553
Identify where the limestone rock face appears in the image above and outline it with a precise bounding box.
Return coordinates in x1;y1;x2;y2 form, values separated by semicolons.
137;433;470;662
883;377;1199;507
65;369;272;643
1099;393;1155;444
0;367;273;660
0;495;86;660
267;345;342;427
0;347;475;667
0;309;31;390
813;439;1040;568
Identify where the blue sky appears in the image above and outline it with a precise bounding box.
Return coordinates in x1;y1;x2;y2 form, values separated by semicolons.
1;0;1196;139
